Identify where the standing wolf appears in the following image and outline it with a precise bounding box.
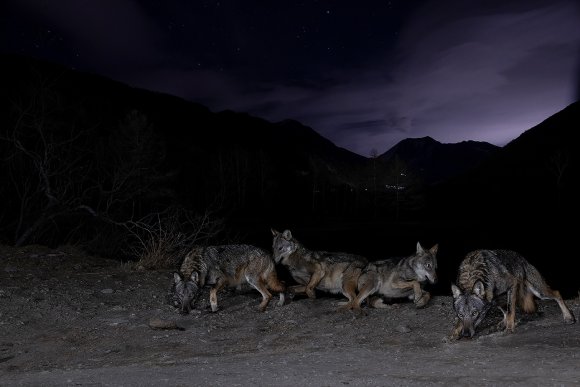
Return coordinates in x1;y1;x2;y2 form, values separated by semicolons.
350;242;438;312
271;229;368;309
172;244;285;314
451;249;575;339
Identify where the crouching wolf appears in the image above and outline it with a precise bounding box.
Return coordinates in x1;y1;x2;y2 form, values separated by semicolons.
350;242;438;312
271;229;368;309
172;244;285;314
451;249;576;339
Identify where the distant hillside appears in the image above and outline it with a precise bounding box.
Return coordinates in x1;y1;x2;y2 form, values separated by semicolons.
379;136;499;185
425;101;580;293
429;101;579;220
0;54;382;249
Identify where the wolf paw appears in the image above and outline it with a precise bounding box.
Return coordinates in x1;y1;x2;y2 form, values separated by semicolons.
415;292;431;308
277;294;286;306
443;334;461;343
564;315;576;324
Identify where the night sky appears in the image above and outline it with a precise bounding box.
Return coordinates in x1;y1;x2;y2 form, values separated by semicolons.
2;0;579;156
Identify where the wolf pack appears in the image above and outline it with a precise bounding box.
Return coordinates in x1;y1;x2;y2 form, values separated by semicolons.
170;229;576;340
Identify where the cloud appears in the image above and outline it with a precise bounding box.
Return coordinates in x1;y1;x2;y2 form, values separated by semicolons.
7;0;578;157
383;1;580;147
234;0;580;155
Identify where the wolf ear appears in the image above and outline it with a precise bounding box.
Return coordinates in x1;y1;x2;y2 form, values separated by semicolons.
282;229;292;240
429;244;439;255
190;271;199;283
416;242;424;254
173;272;182;284
271;228;279;236
472;281;485;298
451;284;462;299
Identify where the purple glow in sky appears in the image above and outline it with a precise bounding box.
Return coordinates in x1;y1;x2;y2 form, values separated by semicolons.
2;0;579;156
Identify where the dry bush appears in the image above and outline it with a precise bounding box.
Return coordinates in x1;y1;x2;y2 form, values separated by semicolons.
125;208;222;270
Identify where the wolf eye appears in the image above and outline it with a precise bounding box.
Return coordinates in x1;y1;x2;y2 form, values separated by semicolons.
458;313;464;318
425;263;432;269
471;310;478;317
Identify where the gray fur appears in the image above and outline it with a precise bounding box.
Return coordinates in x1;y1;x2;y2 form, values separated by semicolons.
353;242;439;310
451;249;575;339
271;229;368;307
172;244;285;314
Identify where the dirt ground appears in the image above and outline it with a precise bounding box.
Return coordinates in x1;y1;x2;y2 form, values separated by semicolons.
1;245;579;386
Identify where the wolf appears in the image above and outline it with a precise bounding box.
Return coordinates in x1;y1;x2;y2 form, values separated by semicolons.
348;242;438;312
172;244;285;314
450;249;576;339
271;229;368;309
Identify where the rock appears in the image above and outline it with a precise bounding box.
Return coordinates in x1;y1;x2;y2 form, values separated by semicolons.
396;325;412;333
101;288;114;294
148;318;185;331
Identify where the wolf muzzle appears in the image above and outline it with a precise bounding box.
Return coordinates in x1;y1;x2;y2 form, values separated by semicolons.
461;324;476;338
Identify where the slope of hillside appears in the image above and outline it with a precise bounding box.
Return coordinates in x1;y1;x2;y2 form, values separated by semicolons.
429;101;580;219
0;54;371;242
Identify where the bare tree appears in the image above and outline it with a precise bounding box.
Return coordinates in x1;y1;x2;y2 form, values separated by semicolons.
0;69;173;249
121;206;224;269
2;78;98;245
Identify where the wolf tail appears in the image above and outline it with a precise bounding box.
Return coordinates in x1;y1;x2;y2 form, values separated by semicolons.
266;269;286;293
517;281;537;314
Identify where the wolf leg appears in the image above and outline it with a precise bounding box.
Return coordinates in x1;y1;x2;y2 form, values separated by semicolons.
305;268;325;299
347;273;377;311
518;281;537;314
505;281;519;332
391;280;426;307
450;320;463;340
265;270;286;306
337;277;365;314
415;291;431;308
526;280;576;324
287;284;307;300
209;277;228;312
247;275;272;312
402;280;429;308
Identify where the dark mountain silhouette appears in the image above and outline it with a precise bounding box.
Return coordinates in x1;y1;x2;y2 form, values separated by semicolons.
429;101;579;221
379;136;499;185
426;101;580;295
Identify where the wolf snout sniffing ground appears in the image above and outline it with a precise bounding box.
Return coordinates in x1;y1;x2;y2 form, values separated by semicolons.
172;244;285;314
450;249;576;340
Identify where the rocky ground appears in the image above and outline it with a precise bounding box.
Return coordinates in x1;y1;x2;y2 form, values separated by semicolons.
1;245;579;386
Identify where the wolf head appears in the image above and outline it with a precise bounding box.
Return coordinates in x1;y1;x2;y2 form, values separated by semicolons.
451;281;491;337
413;242;438;284
173;272;200;315
271;229;298;263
